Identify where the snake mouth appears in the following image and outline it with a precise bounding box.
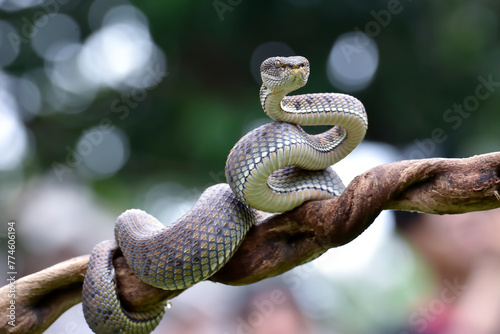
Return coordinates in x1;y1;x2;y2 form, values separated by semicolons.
292;67;304;75
290;68;308;85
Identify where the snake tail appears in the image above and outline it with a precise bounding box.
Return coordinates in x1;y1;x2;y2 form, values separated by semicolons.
82;240;166;333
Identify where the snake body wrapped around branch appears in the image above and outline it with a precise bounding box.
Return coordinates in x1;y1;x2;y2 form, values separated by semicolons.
82;56;368;333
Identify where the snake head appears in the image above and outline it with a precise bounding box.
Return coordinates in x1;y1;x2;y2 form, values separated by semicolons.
260;56;310;93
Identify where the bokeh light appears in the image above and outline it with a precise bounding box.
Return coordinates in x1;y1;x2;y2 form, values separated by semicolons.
76;126;130;179
78;21;155;89
327;32;379;92
30;13;80;61
103;4;149;29
0;109;29;171
143;182;198;226
46;81;96;114
0;73;29;171
17;178;116;256
0;0;39;12
87;0;131;31
44;42;98;103
16;76;41;116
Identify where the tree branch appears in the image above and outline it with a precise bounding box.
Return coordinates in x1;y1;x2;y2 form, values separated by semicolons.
0;256;88;333
2;153;499;333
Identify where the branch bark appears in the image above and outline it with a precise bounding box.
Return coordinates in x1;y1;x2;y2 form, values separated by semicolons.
1;153;499;333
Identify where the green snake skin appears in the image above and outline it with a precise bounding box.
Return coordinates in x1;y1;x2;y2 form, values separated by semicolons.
82;56;367;333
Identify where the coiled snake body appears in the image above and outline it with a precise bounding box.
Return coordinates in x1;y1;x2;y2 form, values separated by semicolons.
82;56;367;333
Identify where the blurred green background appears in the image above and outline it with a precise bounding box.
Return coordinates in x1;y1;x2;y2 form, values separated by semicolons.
1;0;499;333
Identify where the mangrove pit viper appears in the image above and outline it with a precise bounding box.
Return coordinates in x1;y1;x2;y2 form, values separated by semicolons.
82;55;368;333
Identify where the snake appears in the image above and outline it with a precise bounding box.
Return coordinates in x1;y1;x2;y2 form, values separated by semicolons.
82;55;367;333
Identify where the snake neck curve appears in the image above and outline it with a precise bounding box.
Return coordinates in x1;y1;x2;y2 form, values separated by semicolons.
260;85;289;121
224;83;369;212
259;83;368;146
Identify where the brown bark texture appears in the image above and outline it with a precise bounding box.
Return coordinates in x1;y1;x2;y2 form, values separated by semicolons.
1;153;499;333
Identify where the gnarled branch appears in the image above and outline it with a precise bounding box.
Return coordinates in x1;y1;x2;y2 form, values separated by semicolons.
1;153;499;333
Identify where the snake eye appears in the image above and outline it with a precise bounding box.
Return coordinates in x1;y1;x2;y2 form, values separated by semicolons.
274;60;282;68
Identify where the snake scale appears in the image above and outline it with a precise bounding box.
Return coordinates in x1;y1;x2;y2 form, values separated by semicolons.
82;56;367;333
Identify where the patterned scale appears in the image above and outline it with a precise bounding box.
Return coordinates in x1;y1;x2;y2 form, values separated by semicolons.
82;240;166;333
281;93;366;121
225;121;346;212
115;184;256;290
